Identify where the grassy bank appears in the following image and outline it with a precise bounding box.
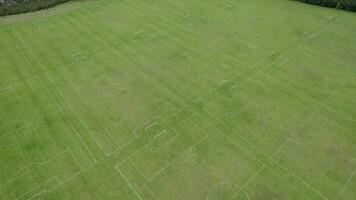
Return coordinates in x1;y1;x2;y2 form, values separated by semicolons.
0;0;73;16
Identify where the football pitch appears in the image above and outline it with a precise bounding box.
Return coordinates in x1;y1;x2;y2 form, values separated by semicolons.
0;0;356;199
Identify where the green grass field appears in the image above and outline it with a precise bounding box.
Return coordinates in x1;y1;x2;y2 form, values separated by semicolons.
1;0;356;199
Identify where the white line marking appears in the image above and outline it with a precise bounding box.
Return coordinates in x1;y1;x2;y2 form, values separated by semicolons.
72;51;83;57
27;189;47;200
148;134;209;182
76;56;87;62
219;79;228;85
154;130;167;140
128;158;150;182
230;165;265;200
14;177;57;200
340;169;356;194
146;130;181;153
132;115;162;134
145;122;158;131
115;165;143;200
57;89;106;156
228;85;237;91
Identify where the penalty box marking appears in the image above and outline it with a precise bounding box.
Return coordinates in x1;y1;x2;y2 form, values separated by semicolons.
125;130;209;183
116;122;209;183
2;148;81;190
104;104;183;156
147;133;209;182
154;130;167;140
104;118;147;156
205;79;272;120
13;178;56;200
8;150;86;199
115;165;143;200
145;122;159;131
229;165;265;200
114;146;147;199
132;115;163;135
146;129;181;153
106;135;140;157
104;120;140;155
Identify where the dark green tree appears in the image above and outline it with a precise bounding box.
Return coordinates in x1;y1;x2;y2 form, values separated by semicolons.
296;0;356;12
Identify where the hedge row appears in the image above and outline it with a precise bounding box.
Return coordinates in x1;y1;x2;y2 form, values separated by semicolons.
0;0;73;16
296;0;356;12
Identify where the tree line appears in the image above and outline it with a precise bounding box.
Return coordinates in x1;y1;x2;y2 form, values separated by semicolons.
296;0;356;12
0;0;73;16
